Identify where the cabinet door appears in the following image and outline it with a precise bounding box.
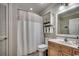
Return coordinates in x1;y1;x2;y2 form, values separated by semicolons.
48;46;59;56
61;45;72;56
73;49;79;56
48;42;62;56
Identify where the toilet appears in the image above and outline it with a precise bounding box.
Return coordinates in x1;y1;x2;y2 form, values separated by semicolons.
38;38;48;56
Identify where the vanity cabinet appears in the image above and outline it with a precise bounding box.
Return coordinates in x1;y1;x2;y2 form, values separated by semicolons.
48;41;62;56
48;41;79;56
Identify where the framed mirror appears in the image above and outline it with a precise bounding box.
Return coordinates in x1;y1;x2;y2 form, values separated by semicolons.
56;4;79;37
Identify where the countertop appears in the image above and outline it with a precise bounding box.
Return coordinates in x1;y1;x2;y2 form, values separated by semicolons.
48;39;79;49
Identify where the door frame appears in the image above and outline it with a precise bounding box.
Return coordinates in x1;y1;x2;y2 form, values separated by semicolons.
0;3;9;56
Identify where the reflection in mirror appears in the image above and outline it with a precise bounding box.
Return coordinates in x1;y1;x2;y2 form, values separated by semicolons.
57;5;79;35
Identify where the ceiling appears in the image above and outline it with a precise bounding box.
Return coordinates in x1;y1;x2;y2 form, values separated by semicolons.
16;3;56;14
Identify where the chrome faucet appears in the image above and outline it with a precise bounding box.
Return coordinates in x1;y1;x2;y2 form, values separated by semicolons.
64;37;67;42
76;36;79;46
77;36;79;39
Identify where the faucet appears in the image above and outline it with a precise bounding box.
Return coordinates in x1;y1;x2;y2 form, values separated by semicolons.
76;36;79;45
64;37;67;42
77;36;79;39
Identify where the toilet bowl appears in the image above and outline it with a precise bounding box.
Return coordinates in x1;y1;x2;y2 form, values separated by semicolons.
38;44;48;56
38;38;48;56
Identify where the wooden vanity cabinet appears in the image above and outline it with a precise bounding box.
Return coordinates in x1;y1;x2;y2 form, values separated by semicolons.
48;41;79;56
48;41;62;56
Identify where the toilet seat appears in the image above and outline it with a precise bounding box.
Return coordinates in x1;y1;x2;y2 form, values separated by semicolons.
38;44;48;49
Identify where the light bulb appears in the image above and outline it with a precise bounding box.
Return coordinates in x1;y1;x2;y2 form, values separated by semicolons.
30;8;33;11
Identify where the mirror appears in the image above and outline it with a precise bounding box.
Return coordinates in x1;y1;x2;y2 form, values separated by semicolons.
57;5;79;35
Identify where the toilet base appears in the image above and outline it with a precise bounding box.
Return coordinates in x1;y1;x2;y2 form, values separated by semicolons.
38;49;48;56
38;44;48;56
39;51;44;56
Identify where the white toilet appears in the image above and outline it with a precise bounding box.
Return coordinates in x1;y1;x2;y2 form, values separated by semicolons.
38;38;48;56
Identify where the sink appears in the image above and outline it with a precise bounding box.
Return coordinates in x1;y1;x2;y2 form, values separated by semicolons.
49;38;79;48
60;40;79;48
57;38;78;45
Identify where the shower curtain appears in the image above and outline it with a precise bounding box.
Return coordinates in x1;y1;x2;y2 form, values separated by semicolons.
17;10;28;56
17;10;43;55
28;12;43;54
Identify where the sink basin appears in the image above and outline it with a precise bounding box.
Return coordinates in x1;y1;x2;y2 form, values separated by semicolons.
60;40;79;48
49;39;79;48
56;38;78;45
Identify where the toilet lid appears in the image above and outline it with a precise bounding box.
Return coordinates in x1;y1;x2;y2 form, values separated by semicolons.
38;44;48;49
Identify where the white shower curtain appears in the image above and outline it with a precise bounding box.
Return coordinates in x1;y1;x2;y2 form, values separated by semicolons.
17;10;43;55
17;10;28;56
28;12;43;54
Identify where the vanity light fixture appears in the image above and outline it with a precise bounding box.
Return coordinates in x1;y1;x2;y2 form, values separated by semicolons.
59;3;65;10
61;3;69;6
59;3;69;10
